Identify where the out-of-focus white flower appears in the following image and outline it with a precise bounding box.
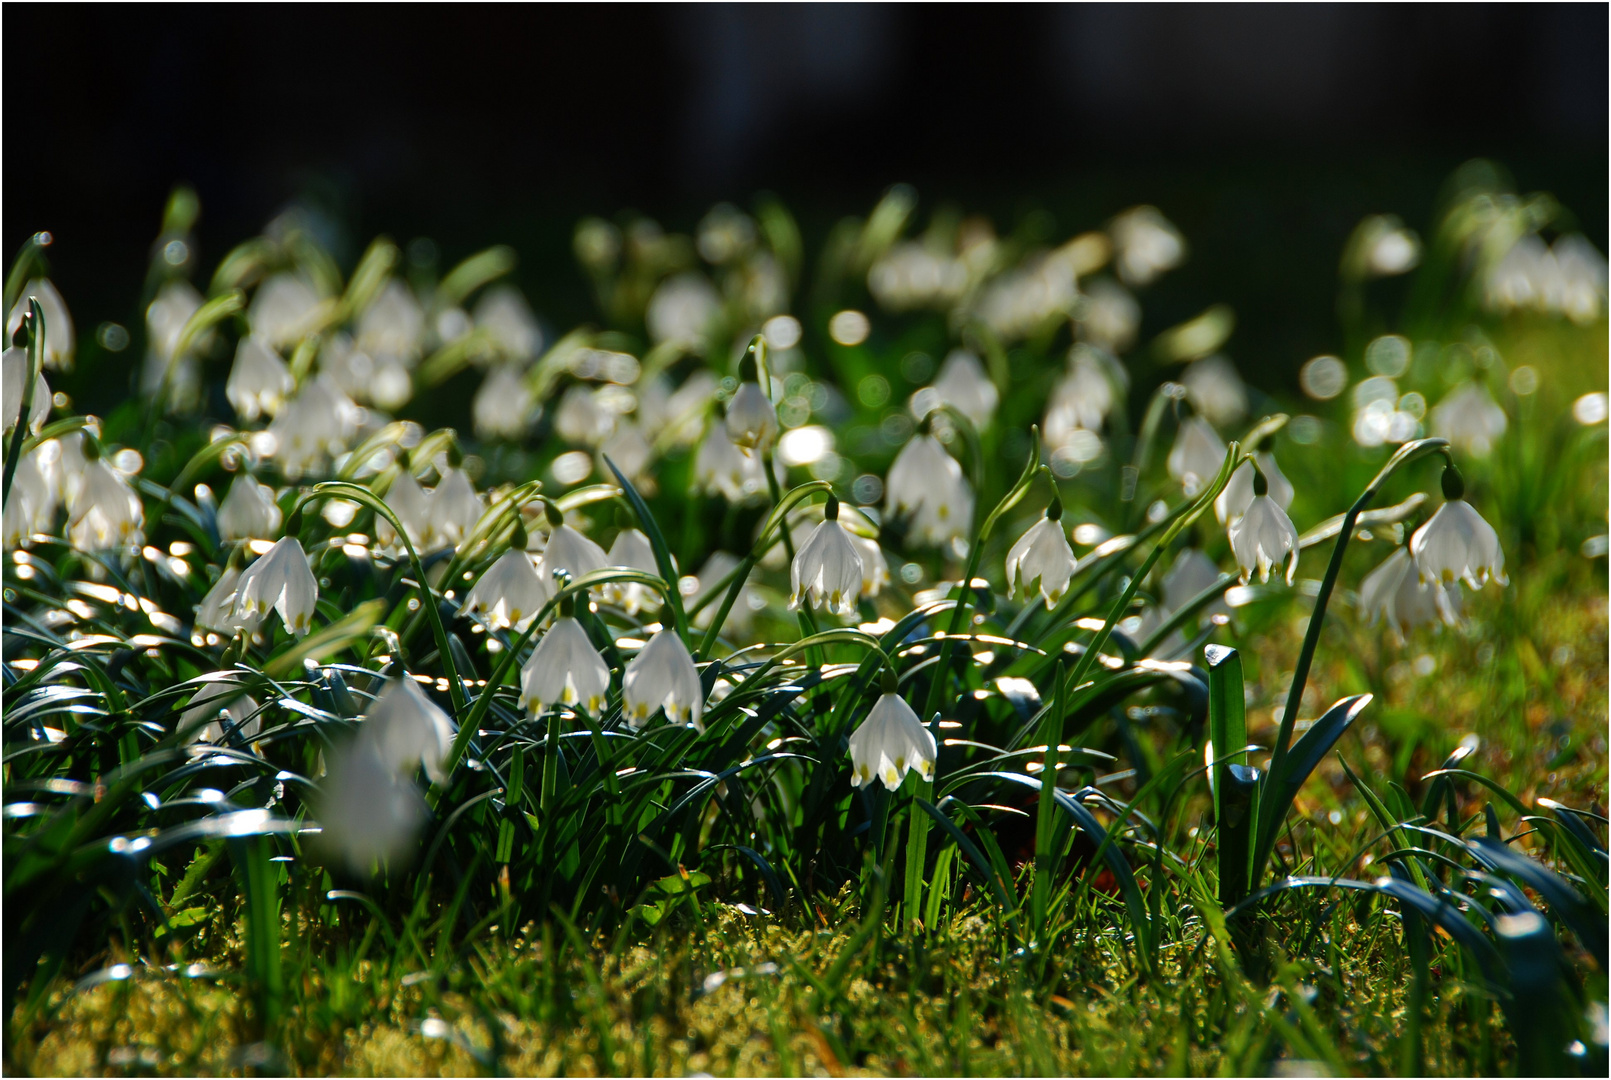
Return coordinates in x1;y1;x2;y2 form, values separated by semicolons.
1215;453;1293;525
1181;356;1248;428
599;422;653;488
974;255;1078;341
1006;502;1077;609
363;675;457;784
790;496;864;616
695;423;768;501
603;528;662;614
725;379;778;452
851;533;889;598
266;377;360;478
473;364;535;441
2;344;49;434
1366;227;1421;277
355;279;423;364
196;565;261;634
7;279;75;371
249;273;324;349
233;536;318;635
3;446;58;547
1487;233;1608;324
1167;416;1226;497
886;432;973;547
428;467;484;551
1227;472;1298;585
317;735;428;872
927;349;998;430
521;615;611;715
688;552;759;635
697;203;757;264
217;474;282;541
376;470;432;553
646;273;721;351
180;679;262;744
1045;347;1124;446
1078;278;1140;353
554;385;616;447
1163;547;1226;613
140;280;207;408
226;336;295;422
67;454;144;553
621;629;704;730
1110;206;1185;287
640;370;716;447
1410;475;1506;590
1430;383;1507;457
474;286;543;361
1552;235;1608;323
1359;545;1459;641
462;548;550;630
847;690;936;791
867;241;969;312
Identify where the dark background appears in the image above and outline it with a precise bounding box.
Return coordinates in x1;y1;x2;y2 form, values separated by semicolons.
5;3;1607;392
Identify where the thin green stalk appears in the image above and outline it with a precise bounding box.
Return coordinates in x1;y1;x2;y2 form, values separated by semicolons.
1;300;44;510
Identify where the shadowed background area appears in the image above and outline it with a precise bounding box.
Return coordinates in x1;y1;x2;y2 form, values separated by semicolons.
5;3;1606;390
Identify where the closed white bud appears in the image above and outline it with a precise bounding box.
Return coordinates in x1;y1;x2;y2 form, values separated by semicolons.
847;692;937;791
521;617;611;715
621;629;704;731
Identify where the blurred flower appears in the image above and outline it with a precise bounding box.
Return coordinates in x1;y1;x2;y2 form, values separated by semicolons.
234;535;318;635
1551;235;1608;323
1045;347;1125;447
1485;233;1608;324
1359;546;1459;641
1215;453;1292;525
1163;547;1226;613
886;432;973;547
266;377;361;478
376;470;431;553
1007;502;1077;609
217;474;282;542
474;286;543;362
1345;215;1421;279
1181;356;1248;428
725;379;778;452
428;467;484;551
851;533;889;598
697;204;757;264
355;279;423;364
867;242;968;312
603;528;662;615
599;422;654;488
1167;416;1226;497
973;255;1078;341
1110;207;1185;287
473;364;536;441
521;615;611;715
646;273;721;351
249;273;324;350
554;385;615;447
316;735;428;872
847;691;936;791
927;349;998;430
790;496;864;616
225;336;295;422
694;423;769;502
1410;475;1506;591
1227;470;1298;585
621;629;703;731
1078;278;1140;353
462;548;550;631
3;445;58;548
180;679;261;744
363;675;457;784
67;452;144;553
1430;383;1507;457
639;370;717;447
141;280;206;406
6;278;75;371
2;343;49;435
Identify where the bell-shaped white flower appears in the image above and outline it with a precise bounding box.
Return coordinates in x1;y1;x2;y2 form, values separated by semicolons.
472;364;535;441
599;422;654;488
217;474;282;542
226;336;295;422
316;735;429;872
376;470;432;553
1215;453;1293;525
885;431;973;547
249;272;324;350
928;349;998;430
1162;548;1226;613
145;280;204;364
790;496;865;616
602;527;662;614
1430;383;1508;458
1110;206;1186;287
1046;347;1124;445
645;272;720;350
427;466;484;551
1006;500;1077;608
1167;415;1226;497
725;379;777;452
180;678;262;744
474;285;543;361
847;689;937;791
1410;468;1507;589
1360;545;1461;641
553;385;615;447
621;629;704;731
3;446;58;548
363;674;457;784
462;546;550;630
7;278;75;371
695;423;768;501
538;507;608;584
521;612;611;715
67;452;144;553
233;535;319;635
266;376;359;478
2;344;49;435
640;370;717;448
1182;356;1248;428
851;533;889;598
1079;278;1140;353
355;279;424;364
1227;468;1299;585
195;565;262;635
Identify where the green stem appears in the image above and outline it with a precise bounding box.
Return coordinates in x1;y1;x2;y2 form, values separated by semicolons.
1;299;44;510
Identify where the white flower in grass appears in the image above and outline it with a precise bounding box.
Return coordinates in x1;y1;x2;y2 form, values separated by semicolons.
355;280;424;364
885;430;973;547
180;678;262;744
847;687;937;791
851;533;889;598
474;285;543;362
363;675;457;784
1007;499;1077;609
217;474;282;542
6;278;75;371
3;447;58;547
1227;467;1299;585
1079;279;1140;354
146;280;204;363
1430;383;1507;458
724;376;777;452
1359;546;1460;641
928;349;998;430
646;272;720;351
249;272;323;350
621;629;703;731
1167;415;1226;497
226;336;295;421
521;609;611;715
599;422;654;488
553;385;615;447
1410;467;1506;590
1182;355;1248;428
1215;453;1293;525
694;423;768;501
427;466;484;552
462;545;551;631
376;470;432;553
267;377;359;478
2;344;50;435
603;527;662;614
473;364;535;441
196;565;262;634
1110;206;1185;287
67;450;144;553
1045;347;1124;444
233;536;319;635
790;496;864;616
538;504;608;584
689;552;759;636
317;736;428;872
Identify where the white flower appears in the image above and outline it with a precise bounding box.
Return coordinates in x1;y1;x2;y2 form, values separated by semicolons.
316;735;429;871
1006;505;1077;609
603;528;662;614
539;521;608;585
645;273;720;351
3;446;58;547
141;281;208;409
694;423;768;501
847;691;937;791
266;377;360;478
1079;278;1140;353
973;255;1078;341
621;629;703;731
355;279;424;364
867;241;969;312
1359;546;1460;641
1551;235;1608;324
226;336;295;422
928;349;998;430
1227;482;1299;586
2;344;49;435
1163;548;1226;613
363;675;457;784
195;566;262;634
1365;226;1421;277
521;616;611;715
233;536;319;635
474;286;543;361
1410;492;1507;590
473;364;535;441
1215;453;1293;525
462;548;550;630
1167;416;1226;497
851;533;889;598
639;370;717;447
428;467;484;551
885;433;974;547
1430;383;1507;457
1182;356;1248;428
790;498;864;616
1110;206;1185;287
599;422;653;487
553;385;615;447
249;272;324;349
216;473;282;541
180;678;262;744
1046;353;1123;456
67;456;144;553
725;381;777;452
6;279;74;371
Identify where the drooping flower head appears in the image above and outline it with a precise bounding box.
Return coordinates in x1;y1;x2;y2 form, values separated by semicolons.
225;335;295;422
885;423;974;548
66;439;144;554
1359;545;1461;641
362;674;457;785
1006;497;1078;609
1167;415;1226;498
724;352;777;452
790;495;865;616
1227;465;1298;585
847;677;938;791
521;596;612;716
1215;453;1293;526
621;629;704;731
233;534;319;636
1409;464;1507;590
217;473;283;542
